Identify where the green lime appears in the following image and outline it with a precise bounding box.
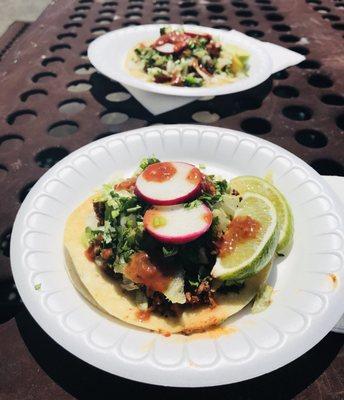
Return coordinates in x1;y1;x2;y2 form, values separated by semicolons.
211;192;279;281
230;175;293;254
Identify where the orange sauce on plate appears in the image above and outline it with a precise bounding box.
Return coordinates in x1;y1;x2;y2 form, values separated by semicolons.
136;309;151;322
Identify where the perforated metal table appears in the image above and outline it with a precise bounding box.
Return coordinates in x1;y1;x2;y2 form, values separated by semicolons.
0;0;343;398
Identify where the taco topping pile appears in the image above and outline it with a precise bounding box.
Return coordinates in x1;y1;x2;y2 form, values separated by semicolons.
127;27;250;87
84;158;293;321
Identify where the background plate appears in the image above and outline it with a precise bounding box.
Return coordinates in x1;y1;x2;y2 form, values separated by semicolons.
11;125;344;387
88;24;272;97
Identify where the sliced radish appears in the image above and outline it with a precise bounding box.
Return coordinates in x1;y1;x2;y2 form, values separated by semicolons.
155;43;175;54
153;32;190;53
143;203;213;244
184;32;212;41
135;162;202;205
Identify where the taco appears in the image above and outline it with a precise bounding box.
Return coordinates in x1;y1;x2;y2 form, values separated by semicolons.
64;158;283;334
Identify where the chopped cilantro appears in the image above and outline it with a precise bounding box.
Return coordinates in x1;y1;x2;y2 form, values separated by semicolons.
187;265;209;288
162;246;178;257
126;205;142;213
34;283;41;291
198;176;229;208
184;75;203;87
85;184;146;270
139;157;160;170
184;199;201;209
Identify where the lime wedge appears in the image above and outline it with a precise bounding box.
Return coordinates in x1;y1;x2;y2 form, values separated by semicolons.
230;176;293;254
226;44;250;59
211;192;279;281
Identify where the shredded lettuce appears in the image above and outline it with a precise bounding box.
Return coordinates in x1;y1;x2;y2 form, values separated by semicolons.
121;277;139;291
163;269;186;304
252;284;273;313
219;193;240;218
135;290;149;310
81;226;96;248
212;208;228;235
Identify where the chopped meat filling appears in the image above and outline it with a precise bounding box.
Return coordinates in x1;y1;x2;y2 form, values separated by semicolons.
93;201;105;226
185;279;217;308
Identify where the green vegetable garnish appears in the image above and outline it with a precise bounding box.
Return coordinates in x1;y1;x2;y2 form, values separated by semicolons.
183;75;203;87
252;284;274;313
86;183;146;271
80;156;284;321
198;176;229;209
130;28;250;88
152;215;167;228
162;246;178;257
139;157;160;170
184;200;201;209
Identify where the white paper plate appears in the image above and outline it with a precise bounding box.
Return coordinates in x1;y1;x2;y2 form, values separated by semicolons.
11;125;344;387
88;24;272;97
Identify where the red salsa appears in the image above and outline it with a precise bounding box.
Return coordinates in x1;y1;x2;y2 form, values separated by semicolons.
115;177;137;191
187;167;202;184
153;31;212;53
125;252;172;293
219;216;261;257
142;162;177;183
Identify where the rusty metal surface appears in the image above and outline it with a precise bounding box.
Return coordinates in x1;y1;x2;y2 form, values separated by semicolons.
0;0;343;398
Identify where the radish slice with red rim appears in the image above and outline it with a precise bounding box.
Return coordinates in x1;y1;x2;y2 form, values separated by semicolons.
135;161;202;205
143;202;213;244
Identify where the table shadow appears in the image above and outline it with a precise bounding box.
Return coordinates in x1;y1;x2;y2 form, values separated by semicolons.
88;72;272;124
16;308;343;400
